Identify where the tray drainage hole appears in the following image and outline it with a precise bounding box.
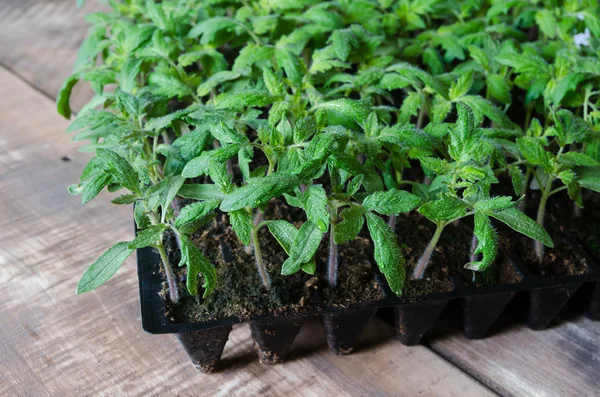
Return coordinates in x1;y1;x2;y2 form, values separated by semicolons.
61;155;72;162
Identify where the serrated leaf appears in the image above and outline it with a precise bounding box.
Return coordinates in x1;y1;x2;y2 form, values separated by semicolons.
449;70;473;100
577;166;600;193
182;144;240;178
175;200;220;228
474;196;513;212
197;71;240;96
179;235;217;297
419;195;467;222
229;209;253;245
129;225;166;249
508;165;525;195
178;184;225;200
312;99;370;126
464;213;497;271
111;194;138;205
487;207;553;248
516;137;553;173
96;149;140;195
365;212;404;296
76;242;134;293
559;152;599;167
363;189;420;215
304;185;329;231
214;90;273;110
263;67;285;96
220;173;301;212
81;173;111;204
334;204;365;244
486;74;511;105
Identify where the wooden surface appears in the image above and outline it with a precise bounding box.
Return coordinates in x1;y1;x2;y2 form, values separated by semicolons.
0;1;598;396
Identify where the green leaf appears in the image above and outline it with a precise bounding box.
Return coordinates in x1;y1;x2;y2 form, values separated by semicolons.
160;175;186;221
464;213;497;271
275;48;303;86
263;67;285;96
559;152;599;167
508;165;525;196
535;10;556;38
281;221;323;275
312;99;370;126
81;173;111;204
188;17;238;43
449;70;473;100
266;220;299;254
487;207;553;248
577;166;600;193
419;195;467;222
197;71;241;96
96;149;140;195
516;137;553;173
419;157;452;175
111;194;138;205
178;184;225;201
486;74;511;105
182;144;240;178
334;204;365;244
365;212;405;296
220;173;301;212
304;185;329;231
128;225;167;249
179;235;217;297
363;189;421;215
229;209;253;245
57;74;79;119
76;242;134;293
474;196;514;212
144;109;192;132
214;90;273;110
174;200;220;228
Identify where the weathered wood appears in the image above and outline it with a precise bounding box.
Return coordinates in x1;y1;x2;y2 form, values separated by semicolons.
427;300;600;397
1;2;599;396
0;67;495;396
0;0;106;111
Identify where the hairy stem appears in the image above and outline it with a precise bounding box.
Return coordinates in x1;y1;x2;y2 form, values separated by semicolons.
251;225;270;289
469;232;478;263
157;237;180;304
327;206;339;288
535;179;553;263
388;214;397;229
413;223;445;280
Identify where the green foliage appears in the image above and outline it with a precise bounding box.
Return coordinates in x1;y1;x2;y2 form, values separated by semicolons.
63;0;600;299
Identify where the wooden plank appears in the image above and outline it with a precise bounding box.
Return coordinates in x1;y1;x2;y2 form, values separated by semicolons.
2;3;598;395
0;66;495;396
425;301;600;397
0;0;106;110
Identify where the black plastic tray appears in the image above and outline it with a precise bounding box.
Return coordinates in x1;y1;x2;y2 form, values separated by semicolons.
136;230;600;371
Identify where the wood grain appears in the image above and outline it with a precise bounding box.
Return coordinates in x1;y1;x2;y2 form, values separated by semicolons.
1;1;599;396
426;299;600;397
0;66;495;396
0;0;106;111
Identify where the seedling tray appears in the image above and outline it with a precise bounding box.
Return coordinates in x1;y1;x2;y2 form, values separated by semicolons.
137;231;600;372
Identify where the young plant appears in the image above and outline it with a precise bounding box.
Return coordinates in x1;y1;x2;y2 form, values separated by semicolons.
412;103;553;279
516;110;600;262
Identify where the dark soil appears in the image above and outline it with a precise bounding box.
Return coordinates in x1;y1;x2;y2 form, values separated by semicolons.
164;199;385;324
516;191;590;278
393;212;456;299
318;234;384;308
164;202;317;323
